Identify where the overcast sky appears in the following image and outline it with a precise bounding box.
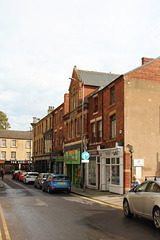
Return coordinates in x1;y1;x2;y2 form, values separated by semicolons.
0;0;160;131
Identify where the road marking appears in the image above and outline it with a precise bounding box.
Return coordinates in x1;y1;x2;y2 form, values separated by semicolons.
70;193;123;210
0;204;11;240
33;198;48;207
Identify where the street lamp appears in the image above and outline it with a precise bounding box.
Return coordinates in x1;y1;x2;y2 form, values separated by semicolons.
69;77;85;190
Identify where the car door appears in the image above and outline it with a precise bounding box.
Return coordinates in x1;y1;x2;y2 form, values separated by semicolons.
130;181;149;215
142;182;159;217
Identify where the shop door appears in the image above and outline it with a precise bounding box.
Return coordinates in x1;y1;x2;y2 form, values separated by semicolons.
106;165;110;191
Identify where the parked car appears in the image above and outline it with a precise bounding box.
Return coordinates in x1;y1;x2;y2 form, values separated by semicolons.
34;173;50;189
16;170;26;181
23;172;39;184
42;174;71;193
12;170;19;179
123;176;160;229
19;171;27;182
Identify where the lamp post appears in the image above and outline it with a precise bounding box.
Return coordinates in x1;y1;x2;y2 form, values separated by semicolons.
126;144;134;183
69;77;85;190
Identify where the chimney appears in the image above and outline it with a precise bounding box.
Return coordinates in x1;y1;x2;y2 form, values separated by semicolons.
142;57;154;65
32;117;40;124
48;106;54;114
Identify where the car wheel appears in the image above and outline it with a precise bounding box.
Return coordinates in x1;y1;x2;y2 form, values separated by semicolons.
153;207;160;229
123;199;133;218
47;187;51;194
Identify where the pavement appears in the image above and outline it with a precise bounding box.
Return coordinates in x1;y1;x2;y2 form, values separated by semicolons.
0;176;123;209
71;184;123;209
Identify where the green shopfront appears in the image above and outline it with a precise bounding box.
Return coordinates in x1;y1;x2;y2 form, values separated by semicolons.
64;149;81;185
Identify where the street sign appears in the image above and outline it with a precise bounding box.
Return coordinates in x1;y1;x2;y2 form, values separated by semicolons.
82;159;89;163
82;152;90;160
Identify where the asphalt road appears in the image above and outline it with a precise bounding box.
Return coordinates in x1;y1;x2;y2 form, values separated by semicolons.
0;176;160;240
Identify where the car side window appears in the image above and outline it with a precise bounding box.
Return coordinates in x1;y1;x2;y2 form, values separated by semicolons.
146;182;157;192
136;181;148;192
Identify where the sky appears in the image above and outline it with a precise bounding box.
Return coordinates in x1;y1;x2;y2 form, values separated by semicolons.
0;0;160;131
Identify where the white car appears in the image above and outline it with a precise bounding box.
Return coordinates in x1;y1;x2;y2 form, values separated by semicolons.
123;176;160;229
23;172;39;184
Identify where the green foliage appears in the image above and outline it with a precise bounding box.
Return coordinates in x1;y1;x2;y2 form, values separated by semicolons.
0;111;11;130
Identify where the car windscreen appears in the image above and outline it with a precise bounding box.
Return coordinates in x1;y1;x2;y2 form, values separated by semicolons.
53;176;69;180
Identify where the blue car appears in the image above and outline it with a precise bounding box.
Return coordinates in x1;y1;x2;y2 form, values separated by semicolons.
42;174;71;193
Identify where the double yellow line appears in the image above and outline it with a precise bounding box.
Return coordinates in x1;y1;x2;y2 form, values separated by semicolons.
0;204;11;240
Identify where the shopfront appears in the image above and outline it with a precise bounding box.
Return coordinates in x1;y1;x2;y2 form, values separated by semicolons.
64;149;81;185
99;146;123;194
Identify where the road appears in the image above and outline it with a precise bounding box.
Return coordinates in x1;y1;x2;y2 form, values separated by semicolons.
0;176;160;240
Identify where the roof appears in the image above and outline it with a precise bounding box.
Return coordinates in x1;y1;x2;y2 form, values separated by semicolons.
77;69;120;87
0;130;32;140
123;56;160;76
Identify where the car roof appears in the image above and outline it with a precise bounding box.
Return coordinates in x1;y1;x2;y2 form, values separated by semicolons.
50;174;68;177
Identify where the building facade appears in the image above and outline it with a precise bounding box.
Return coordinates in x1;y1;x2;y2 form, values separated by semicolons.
0;130;32;172
31;57;160;194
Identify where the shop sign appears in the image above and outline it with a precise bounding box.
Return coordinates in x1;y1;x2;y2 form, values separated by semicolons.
133;159;144;167
11;161;32;164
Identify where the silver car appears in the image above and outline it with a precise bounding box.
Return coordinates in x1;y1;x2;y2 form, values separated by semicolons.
123;176;160;229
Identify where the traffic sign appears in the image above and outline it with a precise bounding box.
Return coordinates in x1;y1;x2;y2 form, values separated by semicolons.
82;152;90;160
82;159;89;163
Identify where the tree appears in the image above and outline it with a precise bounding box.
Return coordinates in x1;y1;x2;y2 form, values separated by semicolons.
0;111;11;130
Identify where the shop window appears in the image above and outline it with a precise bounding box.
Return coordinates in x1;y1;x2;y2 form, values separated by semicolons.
110;86;115;105
111;158;120;185
106;158;110;164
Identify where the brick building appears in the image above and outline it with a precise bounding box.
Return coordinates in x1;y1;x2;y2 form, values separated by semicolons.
31;57;160;194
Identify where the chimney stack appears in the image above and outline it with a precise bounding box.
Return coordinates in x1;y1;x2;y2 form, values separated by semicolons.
48;106;54;114
142;57;154;65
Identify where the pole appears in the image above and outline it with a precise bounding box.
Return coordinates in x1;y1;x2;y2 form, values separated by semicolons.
81;82;85;191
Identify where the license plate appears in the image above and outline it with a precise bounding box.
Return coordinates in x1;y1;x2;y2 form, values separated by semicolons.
58;182;65;184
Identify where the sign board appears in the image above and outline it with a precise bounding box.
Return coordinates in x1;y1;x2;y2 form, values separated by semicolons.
82;152;90;160
82;159;89;163
133;159;144;167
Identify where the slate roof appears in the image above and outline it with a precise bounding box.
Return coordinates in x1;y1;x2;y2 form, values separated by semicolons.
0;130;32;140
77;69;120;87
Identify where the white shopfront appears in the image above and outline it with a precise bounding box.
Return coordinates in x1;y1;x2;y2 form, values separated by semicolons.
99;145;123;194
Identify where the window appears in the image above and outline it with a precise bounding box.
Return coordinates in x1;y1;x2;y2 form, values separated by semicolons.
50;117;52;129
110;114;116;139
110;86;115;105
11;140;16;147
59;129;62;147
54;132;57;147
60;109;63;122
1;140;6;147
46;119;48;131
1;151;6;160
26;141;31;148
55;113;57;125
111;158;119;185
75;119;77;137
97;121;102;142
79;116;82;136
11;152;16;160
94;97;98;113
66;123;69;140
71;121;73;138
92;123;96;142
26;152;31;160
